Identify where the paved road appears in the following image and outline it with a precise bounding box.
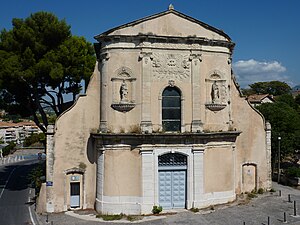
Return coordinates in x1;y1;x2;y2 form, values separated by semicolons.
37;182;300;225
0;159;40;225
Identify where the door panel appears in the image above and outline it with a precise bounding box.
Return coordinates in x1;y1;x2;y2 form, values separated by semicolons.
172;171;186;208
159;171;172;209
159;170;186;209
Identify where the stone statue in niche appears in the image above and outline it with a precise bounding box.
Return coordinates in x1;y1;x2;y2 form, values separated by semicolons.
211;81;220;103
120;80;128;103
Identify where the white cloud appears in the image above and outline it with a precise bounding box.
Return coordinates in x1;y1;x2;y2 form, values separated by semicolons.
232;59;289;87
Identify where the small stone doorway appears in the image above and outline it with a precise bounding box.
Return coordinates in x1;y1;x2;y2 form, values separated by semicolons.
70;182;80;208
242;164;257;192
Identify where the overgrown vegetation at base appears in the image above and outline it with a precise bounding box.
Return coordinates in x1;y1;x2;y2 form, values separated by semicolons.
96;214;123;221
246;190;258;199
257;188;264;194
96;213;143;221
190;207;199;213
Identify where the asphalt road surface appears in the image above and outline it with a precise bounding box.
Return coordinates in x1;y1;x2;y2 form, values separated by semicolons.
0;159;39;225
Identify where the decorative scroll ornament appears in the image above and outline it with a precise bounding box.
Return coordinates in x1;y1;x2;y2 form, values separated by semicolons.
151;53;191;81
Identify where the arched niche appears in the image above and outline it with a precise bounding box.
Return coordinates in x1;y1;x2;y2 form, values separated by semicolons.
205;71;228;111
111;67;136;112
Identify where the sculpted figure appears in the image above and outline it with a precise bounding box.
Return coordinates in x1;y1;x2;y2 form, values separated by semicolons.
120;80;128;102
211;81;220;103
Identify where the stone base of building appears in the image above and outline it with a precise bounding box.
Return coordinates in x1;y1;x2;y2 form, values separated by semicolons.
95;190;236;215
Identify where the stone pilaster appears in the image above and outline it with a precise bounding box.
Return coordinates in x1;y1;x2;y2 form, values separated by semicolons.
189;52;203;132
192;146;204;206
95;145;105;213
140;145;154;213
46;125;55;212
265;122;272;189
139;51;153;133
99;52;110;132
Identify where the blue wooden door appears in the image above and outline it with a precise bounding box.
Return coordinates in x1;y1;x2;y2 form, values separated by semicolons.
158;153;187;209
159;170;186;209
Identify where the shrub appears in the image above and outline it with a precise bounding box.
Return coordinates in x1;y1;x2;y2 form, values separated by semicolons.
2;142;16;156
286;167;300;178
152;205;162;214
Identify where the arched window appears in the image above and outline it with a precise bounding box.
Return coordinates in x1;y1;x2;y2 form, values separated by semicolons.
162;87;181;132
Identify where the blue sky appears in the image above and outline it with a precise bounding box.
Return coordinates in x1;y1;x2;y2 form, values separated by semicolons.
1;0;300;88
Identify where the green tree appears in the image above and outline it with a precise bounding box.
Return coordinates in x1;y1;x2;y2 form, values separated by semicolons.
248;81;291;96
23;133;45;147
275;94;298;110
0;12;95;132
256;102;300;163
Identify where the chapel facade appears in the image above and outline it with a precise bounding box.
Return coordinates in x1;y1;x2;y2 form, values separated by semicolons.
40;6;271;215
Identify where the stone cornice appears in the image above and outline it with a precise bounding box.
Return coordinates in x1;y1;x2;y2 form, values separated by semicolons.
91;131;241;147
97;35;235;50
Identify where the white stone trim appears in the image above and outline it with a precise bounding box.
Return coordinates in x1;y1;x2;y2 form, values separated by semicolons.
96;196;142;215
193;190;235;208
192;146;204;207
95;149;105;213
140;145;155;213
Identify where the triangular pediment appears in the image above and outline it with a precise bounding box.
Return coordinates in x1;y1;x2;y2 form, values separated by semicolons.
95;9;231;42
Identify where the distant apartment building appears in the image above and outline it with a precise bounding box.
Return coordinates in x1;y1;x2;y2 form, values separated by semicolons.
0;121;41;144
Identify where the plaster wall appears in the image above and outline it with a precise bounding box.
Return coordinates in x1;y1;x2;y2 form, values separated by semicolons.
50;63;100;212
231;80;270;192
103;148;142;196
204;146;234;193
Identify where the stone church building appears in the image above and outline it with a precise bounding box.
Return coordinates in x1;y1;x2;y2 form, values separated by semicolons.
40;6;271;215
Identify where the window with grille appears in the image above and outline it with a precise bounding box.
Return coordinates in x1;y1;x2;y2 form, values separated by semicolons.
162;87;181;132
158;153;187;167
